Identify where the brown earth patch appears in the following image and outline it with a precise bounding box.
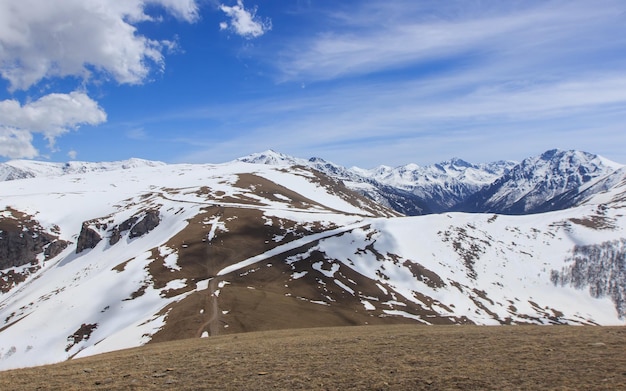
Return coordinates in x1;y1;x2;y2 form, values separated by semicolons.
148;204;339;342
2;325;625;390
569;215;617;230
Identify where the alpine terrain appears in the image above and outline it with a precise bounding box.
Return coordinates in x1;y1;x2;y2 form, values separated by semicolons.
0;149;625;370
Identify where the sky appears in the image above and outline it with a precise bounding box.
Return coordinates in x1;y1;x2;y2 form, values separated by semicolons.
0;0;625;168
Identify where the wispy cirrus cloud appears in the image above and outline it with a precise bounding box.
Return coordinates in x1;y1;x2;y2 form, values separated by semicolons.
276;0;626;82
172;68;626;166
179;0;625;165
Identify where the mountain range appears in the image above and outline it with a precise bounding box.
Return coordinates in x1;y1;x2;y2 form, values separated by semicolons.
238;148;624;215
0;149;625;370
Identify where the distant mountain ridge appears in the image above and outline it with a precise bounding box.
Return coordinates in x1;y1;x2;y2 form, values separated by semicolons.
0;158;165;181
238;149;623;215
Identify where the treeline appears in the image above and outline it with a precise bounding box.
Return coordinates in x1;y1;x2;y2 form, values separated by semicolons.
551;238;626;318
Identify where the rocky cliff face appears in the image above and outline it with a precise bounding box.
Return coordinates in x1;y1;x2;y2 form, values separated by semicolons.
0;208;68;292
76;210;162;253
0;208;67;269
76;223;103;254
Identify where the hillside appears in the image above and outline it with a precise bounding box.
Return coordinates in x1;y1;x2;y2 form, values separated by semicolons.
0;152;625;370
0;325;625;390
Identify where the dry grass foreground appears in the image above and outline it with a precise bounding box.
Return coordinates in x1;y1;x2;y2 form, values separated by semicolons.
2;325;625;390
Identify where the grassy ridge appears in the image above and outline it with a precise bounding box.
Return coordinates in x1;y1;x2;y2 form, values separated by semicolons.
2;325;625;390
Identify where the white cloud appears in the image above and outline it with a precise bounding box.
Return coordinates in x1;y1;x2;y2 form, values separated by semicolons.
219;0;271;39
0;128;37;159
171;68;626;167
149;0;199;22
0;0;199;159
67;150;78;160
0;91;106;158
0;0;200;90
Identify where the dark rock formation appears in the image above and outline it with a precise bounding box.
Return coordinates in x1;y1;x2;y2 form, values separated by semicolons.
76;223;102;253
0;211;69;269
107;211;160;244
44;239;69;259
129;210;160;239
108;227;121;246
0;229;51;269
109;216;138;245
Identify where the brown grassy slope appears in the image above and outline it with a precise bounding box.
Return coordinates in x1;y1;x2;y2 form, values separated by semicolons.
2;325;625;390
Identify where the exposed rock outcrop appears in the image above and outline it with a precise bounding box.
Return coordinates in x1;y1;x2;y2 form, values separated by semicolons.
0;209;68;269
0;229;52;269
129;210;160;238
108;210;160;245
76;223;102;254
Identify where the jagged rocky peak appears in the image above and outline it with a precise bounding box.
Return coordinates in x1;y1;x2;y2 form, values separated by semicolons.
512;149;618;184
435;158;473;171
458;149;624;215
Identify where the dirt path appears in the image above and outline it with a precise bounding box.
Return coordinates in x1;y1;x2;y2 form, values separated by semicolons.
194;278;220;338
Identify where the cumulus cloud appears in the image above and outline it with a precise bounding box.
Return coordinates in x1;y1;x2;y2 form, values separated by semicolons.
219;0;271;39
0;128;37;159
0;91;106;157
0;0;199;90
0;0;200;159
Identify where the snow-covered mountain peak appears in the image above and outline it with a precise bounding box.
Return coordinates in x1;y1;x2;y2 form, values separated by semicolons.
236;150;304;166
308;157;327;164
459;149;623;214
436;158;473;170
516;149;617;182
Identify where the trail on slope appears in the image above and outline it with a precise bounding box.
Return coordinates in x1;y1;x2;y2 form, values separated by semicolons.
192;221;370;337
195;278;221;338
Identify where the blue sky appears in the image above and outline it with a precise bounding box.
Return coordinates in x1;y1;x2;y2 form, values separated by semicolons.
1;0;625;168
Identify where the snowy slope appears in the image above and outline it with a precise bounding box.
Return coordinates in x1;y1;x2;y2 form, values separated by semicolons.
0;161;394;369
0;155;625;371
